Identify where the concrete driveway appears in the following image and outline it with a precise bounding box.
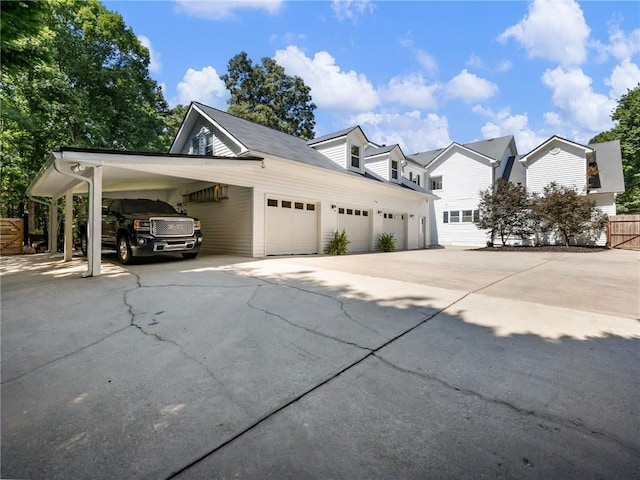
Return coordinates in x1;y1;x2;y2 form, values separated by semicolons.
1;248;639;479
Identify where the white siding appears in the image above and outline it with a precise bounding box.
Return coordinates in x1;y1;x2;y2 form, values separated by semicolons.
366;158;388;180
526;146;586;194
404;164;425;187
314;140;347;169
185;185;253;256
178;122;240;157
428;150;493;246
251;158;430;256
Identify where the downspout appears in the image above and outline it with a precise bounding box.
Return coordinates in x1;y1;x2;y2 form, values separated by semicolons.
53;156;94;277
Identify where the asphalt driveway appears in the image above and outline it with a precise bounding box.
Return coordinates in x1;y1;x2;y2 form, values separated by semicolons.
1;248;639;479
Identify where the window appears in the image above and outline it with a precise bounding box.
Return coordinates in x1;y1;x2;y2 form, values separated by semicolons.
346;209;353;215
267;199;278;207
204;132;213;155
443;211;449;223
355;210;361;216
409;172;413;181
339;208;345;214
431;176;443;190
282;201;292;208
391;160;399;180
295;202;304;210
450;211;460;223
417;175;421;186
190;137;199;155
462;210;473;222
306;204;315;211
473;210;480;223
363;211;369;217
350;145;361;169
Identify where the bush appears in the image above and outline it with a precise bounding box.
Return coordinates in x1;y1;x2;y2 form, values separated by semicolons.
378;232;396;252
324;229;350;255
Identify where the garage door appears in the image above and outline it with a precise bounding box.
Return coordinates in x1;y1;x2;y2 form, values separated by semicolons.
381;212;406;250
266;198;318;255
338;207;371;252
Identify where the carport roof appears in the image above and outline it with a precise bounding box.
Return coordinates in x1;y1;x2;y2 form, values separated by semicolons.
27;147;264;198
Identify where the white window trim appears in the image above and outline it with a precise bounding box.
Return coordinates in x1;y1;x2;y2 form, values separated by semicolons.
349;142;362;171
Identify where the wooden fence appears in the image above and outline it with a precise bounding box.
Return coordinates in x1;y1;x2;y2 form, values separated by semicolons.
0;218;24;255
607;215;640;249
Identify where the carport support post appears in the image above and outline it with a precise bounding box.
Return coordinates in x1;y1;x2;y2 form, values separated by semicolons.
64;190;73;261
87;165;102;277
49;196;59;254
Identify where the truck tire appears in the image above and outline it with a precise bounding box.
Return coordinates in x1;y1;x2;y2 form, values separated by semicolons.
117;235;133;264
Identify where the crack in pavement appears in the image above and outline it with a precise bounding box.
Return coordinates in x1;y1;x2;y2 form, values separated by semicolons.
239;271;386;338
164;255;579;479
371;353;640;456
123;272;253;419
246;285;373;352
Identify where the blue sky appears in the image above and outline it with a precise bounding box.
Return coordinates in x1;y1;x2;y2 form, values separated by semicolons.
104;0;640;154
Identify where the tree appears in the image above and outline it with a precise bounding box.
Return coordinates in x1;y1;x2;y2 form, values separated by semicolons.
475;178;533;246
591;84;640;214
1;0;169;217
220;52;316;140
531;182;607;246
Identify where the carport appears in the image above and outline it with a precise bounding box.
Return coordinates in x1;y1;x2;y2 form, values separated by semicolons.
26;147;263;277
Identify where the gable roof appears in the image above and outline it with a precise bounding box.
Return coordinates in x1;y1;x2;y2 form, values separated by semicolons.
191;102;348;174
408;135;514;169
306;126;366;146
519;135;592;162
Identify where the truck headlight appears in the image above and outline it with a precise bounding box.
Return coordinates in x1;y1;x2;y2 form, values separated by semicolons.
133;220;150;231
194;220;201;230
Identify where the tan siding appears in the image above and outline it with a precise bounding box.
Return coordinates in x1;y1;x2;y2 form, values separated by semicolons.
185;186;253;255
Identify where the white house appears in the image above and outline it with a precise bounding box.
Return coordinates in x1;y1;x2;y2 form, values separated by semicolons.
409;136;518;246
407;134;623;246
27;102;435;276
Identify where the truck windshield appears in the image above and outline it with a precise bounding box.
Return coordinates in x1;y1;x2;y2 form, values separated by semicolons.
121;199;178;215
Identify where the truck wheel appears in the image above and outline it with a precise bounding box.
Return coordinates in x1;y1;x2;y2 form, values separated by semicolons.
80;230;88;257
182;252;198;260
118;235;133;264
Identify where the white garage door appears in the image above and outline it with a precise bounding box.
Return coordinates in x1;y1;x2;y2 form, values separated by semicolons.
338;207;371;252
381;212;406;250
266;198;318;255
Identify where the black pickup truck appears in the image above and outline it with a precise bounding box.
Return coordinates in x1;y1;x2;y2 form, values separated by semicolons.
80;198;203;264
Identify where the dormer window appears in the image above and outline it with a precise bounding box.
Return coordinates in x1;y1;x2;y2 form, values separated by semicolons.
391;160;399;180
350;145;361;169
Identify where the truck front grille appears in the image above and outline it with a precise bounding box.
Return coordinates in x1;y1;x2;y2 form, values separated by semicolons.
150;217;194;237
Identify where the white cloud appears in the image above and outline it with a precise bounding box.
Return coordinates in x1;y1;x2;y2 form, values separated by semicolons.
606;24;640;60
174;0;283;20
541;66;616;138
380;74;440;109
445;70;498;103
138;35;161;73
416;50;438;75
174;66;228;108
606;58;640;99
349;111;451;153
274;45;378;112
473;105;547;153
331;0;374;22
498;0;590;67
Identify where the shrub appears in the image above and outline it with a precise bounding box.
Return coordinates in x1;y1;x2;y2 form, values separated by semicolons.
378;232;396;252
324;229;350;255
